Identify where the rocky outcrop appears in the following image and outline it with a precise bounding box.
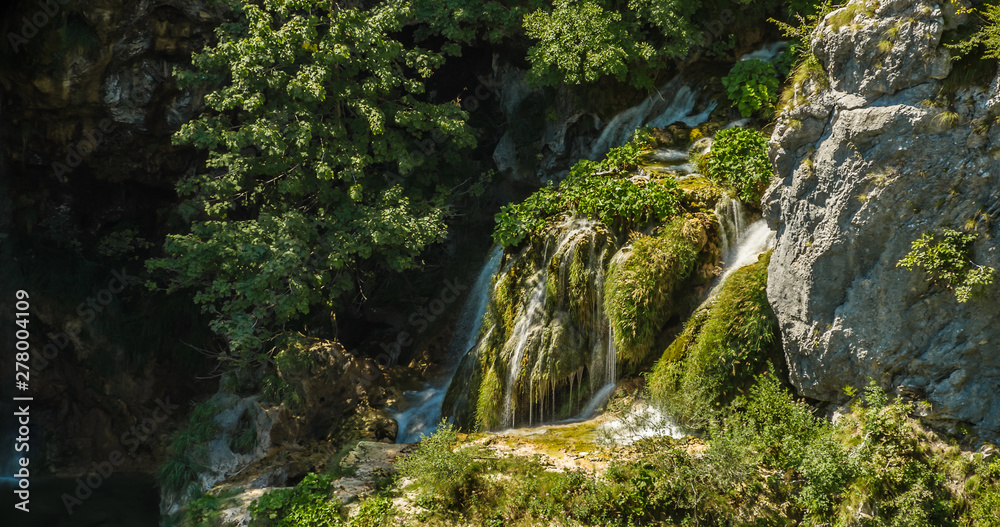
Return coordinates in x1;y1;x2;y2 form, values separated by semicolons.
765;0;1000;436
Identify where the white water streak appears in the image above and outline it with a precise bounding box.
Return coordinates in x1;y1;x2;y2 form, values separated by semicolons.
394;246;504;443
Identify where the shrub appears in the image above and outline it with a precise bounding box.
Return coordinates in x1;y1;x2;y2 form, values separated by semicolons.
350;495;396;527
493;133;681;246
965;455;1000;525
722;59;780;118
832;382;956;526
249;473;342;527
395;421;484;509
706;127;773;204
897;228;995;302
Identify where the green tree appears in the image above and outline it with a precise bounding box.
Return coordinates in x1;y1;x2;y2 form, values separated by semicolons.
148;0;475;362
523;0;656;87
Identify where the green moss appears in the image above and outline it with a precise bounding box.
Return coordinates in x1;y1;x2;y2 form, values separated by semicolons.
475;367;503;431
649;251;781;424
604;216;704;369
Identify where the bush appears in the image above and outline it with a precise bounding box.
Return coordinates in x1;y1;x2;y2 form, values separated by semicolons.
350;496;396;527
493;133;681;246
722;58;781;118
832;382;956;526
249;473;342;527
706;127;773;204
965;455;1000;525
395;421;485;509
897;229;995;302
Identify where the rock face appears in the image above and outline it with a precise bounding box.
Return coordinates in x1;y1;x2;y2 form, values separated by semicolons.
765;0;1000;436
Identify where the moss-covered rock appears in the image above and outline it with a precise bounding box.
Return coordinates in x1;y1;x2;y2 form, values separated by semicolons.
648;250;783;425
604;214;714;370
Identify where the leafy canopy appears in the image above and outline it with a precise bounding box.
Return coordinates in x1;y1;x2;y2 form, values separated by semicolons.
148;0;475;359
522;0;701;89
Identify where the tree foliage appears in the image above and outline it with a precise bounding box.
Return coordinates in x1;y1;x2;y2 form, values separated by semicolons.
522;0;703;89
148;0;476;359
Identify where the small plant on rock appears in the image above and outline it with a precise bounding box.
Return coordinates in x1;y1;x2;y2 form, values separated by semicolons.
897;228;995;302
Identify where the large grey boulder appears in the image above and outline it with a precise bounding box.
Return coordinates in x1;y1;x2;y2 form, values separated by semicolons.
765;0;1000;436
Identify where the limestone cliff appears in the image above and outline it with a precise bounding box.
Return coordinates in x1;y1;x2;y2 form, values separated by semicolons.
765;0;1000;436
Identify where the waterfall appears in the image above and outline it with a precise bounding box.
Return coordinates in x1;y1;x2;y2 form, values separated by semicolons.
500;218;597;429
589;75;717;159
704;218;775;304
501;272;547;429
714;195;748;265
738;41;788;63
714;220;774;288
394;246;504;443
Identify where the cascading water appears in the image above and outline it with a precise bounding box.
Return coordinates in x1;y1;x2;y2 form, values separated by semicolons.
714;194;748;265
590;75;717;159
502;272;547;429
393;246;503;443
708;219;775;299
500;218;599;429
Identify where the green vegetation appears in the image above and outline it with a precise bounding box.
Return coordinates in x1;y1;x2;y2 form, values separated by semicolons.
524;0;659;88
396;373;1000;526
475;367;503;431
522;0;696;89
178;491;237;527
148;0;476;360
897;229;995;302
493;133;683;246
396;421;485;510
648;252;780;426
227;408;258;455
705;127;773;204
983;3;1000;59
604;216;707;368
249;473;342;526
159;400;221;496
946;2;1000;61
722;58;781;118
771;1;836;110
